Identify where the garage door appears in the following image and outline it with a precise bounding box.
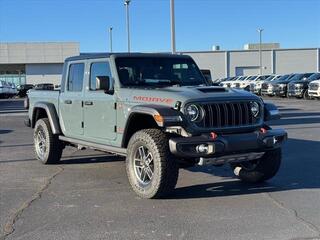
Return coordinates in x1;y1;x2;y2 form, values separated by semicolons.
235;67;259;76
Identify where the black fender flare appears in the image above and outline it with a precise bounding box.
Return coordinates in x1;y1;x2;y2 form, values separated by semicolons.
264;102;281;121
121;104;184;147
31;102;61;134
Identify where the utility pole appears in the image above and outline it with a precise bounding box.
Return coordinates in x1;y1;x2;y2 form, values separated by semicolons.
124;0;131;52
170;0;176;54
258;28;264;75
109;27;113;53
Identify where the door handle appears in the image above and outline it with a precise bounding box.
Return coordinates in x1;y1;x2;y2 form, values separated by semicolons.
64;100;72;104
84;101;93;106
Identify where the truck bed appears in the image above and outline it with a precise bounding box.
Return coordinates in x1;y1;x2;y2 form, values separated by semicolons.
28;90;60;116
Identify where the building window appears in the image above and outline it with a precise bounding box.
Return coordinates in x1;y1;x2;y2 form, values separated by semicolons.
89;62;111;91
68;63;84;92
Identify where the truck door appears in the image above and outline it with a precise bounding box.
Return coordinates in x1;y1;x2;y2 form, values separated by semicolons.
59;62;85;138
83;60;117;142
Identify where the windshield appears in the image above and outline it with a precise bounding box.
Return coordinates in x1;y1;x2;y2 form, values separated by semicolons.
115;57;207;87
290;73;313;81
275;74;291;82
248;76;257;80
307;73;320;81
265;75;275;81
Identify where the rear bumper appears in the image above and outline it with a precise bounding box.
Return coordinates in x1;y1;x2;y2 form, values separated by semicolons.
169;129;287;158
24;118;31;127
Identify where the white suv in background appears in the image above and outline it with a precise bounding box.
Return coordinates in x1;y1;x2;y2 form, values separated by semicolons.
308;79;320;99
0;81;10;98
230;76;250;88
250;75;277;95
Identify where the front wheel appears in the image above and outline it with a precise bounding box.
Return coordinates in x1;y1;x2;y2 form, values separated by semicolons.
231;148;282;183
303;90;310;100
126;129;179;199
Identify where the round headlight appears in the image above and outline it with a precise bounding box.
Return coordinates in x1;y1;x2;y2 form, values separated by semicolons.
250;102;260;118
185;104;203;122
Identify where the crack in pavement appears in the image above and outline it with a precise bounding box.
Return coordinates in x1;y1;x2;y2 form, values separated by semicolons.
264;192;320;239
0;166;64;240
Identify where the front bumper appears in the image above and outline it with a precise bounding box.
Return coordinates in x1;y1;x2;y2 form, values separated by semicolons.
308;90;320;97
261;89;275;95
287;89;303;97
169;129;287;159
274;89;286;96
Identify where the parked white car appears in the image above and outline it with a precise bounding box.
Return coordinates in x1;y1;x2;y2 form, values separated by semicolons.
220;76;239;88
230;76;250;88
308;79;320;99
250;75;277;94
0;81;10;98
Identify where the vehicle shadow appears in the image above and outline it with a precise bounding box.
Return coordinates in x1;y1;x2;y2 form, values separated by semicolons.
168;137;320;199
0;129;13;134
280;112;320;118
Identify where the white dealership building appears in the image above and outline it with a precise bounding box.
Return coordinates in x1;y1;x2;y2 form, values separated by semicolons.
0;42;79;86
0;41;319;85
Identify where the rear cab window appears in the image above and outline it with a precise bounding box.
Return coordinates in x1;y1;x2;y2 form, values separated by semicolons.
67;63;84;92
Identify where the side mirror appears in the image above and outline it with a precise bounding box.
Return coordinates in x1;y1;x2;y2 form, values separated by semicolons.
96;76;113;94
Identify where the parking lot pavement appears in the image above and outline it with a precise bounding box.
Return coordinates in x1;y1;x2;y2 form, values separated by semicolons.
0;99;26;115
0;98;320;240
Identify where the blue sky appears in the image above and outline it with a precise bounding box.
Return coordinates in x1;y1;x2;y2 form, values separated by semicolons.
0;0;319;52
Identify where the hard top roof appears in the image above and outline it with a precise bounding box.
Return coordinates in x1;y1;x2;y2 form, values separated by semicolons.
65;52;190;62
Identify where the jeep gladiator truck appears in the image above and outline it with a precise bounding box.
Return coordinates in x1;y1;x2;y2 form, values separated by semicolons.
25;53;287;199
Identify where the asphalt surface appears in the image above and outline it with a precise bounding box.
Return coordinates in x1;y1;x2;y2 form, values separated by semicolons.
0;97;320;240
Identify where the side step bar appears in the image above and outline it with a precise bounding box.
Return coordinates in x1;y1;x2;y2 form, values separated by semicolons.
59;136;127;156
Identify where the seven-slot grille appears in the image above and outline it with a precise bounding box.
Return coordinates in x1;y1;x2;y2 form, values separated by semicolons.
309;83;319;90
195;101;261;129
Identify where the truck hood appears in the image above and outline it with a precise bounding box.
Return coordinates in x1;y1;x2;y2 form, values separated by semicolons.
117;86;261;108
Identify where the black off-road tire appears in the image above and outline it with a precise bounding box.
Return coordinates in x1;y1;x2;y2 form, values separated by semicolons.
303;90;310;100
34;118;63;164
231;148;282;183
126;129;179;199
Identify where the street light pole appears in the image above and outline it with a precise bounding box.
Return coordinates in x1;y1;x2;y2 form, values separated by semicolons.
170;0;176;54
109;27;113;53
258;28;264;75
124;0;131;53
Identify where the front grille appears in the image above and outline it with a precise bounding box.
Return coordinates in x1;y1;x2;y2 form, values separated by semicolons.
262;83;272;90
195;101;262;129
309;83;319;90
288;84;295;91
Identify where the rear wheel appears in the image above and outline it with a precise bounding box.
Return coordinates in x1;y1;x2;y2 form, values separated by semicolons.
231;149;281;183
34;118;63;164
126;129;179;199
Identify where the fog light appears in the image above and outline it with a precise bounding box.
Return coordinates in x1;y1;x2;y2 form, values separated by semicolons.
196;144;209;153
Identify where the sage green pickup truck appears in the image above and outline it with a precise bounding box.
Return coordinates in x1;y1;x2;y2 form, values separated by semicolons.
25;53;287;198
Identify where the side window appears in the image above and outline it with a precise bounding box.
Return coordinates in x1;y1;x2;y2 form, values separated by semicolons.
90;62;112;90
67;63;84;92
